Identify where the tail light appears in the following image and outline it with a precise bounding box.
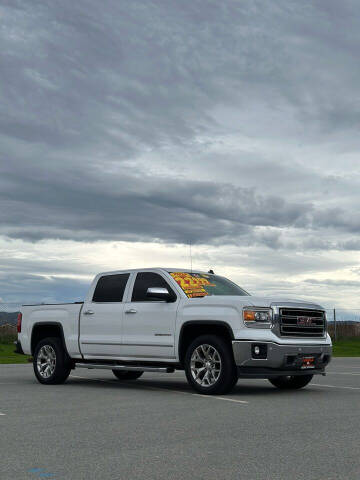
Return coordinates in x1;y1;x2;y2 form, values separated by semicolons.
17;313;22;333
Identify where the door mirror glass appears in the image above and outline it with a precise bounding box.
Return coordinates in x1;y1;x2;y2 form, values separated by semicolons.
146;287;172;302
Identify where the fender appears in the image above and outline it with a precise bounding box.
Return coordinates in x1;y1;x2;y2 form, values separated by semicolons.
31;321;70;357
178;320;235;363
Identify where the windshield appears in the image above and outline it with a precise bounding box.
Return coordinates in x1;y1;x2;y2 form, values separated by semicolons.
169;272;250;298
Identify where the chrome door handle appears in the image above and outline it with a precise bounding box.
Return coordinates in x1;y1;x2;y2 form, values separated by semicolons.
83;310;94;315
125;309;137;314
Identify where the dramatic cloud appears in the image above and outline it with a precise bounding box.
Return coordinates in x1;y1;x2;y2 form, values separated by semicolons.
1;0;360;307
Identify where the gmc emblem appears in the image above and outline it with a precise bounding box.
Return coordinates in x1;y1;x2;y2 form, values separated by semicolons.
297;316;316;326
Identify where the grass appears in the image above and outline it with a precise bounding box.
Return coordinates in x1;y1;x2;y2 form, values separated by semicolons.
0;336;359;364
0;343;31;364
332;337;360;357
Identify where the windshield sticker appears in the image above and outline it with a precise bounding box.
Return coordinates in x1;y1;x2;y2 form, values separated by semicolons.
170;272;215;298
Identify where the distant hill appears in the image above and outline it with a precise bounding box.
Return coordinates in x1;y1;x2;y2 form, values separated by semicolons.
0;323;17;335
0;311;19;326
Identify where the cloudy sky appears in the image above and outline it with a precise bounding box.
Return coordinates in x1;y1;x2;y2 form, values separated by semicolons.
1;0;360;308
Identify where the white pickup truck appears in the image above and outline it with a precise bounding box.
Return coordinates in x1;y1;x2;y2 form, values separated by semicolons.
17;268;332;395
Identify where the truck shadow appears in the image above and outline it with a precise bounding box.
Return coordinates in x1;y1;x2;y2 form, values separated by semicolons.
133;378;323;396
67;375;324;396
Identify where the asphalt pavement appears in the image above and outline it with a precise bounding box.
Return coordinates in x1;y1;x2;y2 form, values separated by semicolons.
0;358;359;480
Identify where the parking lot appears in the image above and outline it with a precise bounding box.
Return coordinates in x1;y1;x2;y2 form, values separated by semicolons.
1;358;359;480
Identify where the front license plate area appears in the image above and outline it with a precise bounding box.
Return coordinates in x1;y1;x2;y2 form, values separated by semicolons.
301;356;315;369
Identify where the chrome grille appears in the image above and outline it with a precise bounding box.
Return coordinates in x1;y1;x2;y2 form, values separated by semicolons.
279;308;326;337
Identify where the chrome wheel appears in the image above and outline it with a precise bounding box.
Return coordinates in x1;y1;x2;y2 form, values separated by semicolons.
36;345;56;379
190;344;222;387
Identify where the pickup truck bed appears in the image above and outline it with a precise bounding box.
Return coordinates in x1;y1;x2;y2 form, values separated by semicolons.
20;302;84;359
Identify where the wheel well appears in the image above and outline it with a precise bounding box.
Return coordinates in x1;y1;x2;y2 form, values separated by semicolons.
178;322;234;366
31;323;67;355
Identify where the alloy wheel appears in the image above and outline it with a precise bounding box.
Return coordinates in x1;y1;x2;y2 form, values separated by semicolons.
37;345;56;379
190;344;222;387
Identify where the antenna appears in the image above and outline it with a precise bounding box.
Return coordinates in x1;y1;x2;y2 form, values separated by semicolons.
189;242;193;273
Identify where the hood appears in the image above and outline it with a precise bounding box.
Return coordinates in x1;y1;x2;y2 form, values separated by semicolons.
186;295;325;311
243;296;324;310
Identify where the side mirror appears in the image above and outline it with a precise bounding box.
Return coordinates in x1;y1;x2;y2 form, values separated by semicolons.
146;287;173;302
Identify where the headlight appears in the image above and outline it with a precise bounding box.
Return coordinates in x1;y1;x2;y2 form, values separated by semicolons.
243;307;273;328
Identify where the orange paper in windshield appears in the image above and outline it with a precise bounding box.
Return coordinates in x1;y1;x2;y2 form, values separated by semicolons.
170;272;215;298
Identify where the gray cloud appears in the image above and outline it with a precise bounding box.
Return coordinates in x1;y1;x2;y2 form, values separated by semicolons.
1;0;360;303
0;165;312;244
304;278;360;288
0;272;89;304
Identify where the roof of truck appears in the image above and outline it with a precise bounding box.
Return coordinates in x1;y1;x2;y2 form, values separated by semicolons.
97;267;213;276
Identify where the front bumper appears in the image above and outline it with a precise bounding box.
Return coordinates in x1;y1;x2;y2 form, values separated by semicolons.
232;340;332;378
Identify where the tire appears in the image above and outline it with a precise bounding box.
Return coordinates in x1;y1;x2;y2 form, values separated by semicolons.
112;370;144;380
33;337;72;385
184;334;238;395
268;374;313;390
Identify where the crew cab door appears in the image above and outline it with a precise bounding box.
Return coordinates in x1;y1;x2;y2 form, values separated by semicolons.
121;271;178;360
79;273;130;358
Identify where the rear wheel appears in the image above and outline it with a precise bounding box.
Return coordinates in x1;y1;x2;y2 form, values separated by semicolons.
112;370;144;380
184;335;237;395
33;337;71;385
269;375;313;390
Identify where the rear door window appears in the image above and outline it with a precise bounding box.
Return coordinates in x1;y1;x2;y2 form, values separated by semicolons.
92;274;130;302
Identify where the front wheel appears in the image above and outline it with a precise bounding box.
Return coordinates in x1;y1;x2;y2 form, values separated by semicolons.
112;370;143;380
184;335;237;395
269;374;313;390
33;337;71;385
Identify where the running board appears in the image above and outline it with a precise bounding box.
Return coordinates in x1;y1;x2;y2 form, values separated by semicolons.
75;363;174;373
